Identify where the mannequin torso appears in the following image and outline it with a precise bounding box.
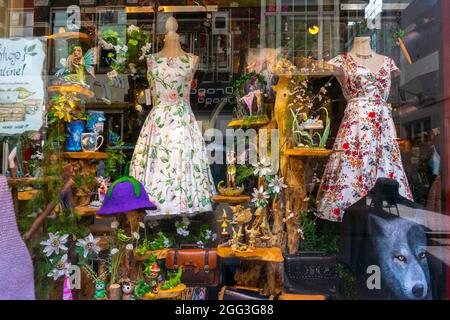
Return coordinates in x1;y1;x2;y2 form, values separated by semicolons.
349;36;394;75
156;17;199;71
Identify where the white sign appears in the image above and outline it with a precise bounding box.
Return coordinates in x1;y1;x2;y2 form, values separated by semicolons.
0;38;46;135
66;5;81;31
365;0;383;29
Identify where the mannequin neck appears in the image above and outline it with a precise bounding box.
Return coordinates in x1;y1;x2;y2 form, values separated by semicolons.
158;35;186;57
351;37;374;57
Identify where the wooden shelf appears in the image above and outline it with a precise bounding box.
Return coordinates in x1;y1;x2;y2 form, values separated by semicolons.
278;292;326;300
75;205;100;217
64;152;108;160
142;284;186;300
227;118;270;128
47;31;92;43
134;248;171;262
212;194;251;205
18;189;40;201
217;245;284;263
48;85;94;98
284;148;337;157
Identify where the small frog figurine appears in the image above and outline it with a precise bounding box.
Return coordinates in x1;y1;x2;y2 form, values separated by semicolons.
93;280;108;300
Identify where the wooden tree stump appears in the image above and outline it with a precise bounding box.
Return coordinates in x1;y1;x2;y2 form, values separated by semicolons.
273;76;307;255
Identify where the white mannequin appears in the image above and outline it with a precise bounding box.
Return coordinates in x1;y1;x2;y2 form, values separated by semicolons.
349;36;394;75
156;17;199;70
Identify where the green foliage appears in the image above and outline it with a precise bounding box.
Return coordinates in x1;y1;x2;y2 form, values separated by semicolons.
105;143;127;181
160;267;183;290
236;164;254;185
298;211;339;254
134;280;151;299
338;264;357;300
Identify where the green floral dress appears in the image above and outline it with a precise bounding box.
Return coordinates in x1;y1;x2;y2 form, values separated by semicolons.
130;53;214;216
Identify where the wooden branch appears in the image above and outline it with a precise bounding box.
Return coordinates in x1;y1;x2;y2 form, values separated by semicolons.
22;164;74;242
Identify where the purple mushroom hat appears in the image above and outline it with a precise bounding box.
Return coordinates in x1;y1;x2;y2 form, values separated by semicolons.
97;175;157;215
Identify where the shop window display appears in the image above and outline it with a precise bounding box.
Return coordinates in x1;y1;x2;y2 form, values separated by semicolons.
0;0;448;303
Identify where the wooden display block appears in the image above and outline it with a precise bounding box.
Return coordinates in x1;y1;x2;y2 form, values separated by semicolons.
64;152;108;160
75;206;99;217
143;284;186;300
217;245;284;263
284;148;336;157
227;118;270;128
278;292;326;300
48;85;95;98
47;31;91;42
212;194;251;205
18;190;40;201
134;248;171;262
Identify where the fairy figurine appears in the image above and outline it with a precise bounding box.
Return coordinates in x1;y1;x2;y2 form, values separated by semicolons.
56;45;97;87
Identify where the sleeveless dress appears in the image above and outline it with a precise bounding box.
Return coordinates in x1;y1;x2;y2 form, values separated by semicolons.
316;53;413;222
130;53;214;216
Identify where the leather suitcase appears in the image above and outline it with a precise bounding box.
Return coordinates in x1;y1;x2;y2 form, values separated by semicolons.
166;245;220;287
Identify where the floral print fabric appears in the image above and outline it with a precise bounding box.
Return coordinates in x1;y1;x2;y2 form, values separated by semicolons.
130;53;214;217
316;53;413;222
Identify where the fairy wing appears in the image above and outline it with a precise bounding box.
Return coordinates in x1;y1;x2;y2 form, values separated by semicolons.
55;66;69;77
83;48;98;77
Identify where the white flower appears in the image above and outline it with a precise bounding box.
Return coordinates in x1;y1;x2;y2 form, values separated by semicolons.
115;56;126;64
47;254;70;281
196;241;204;246
268;175;288;194
107;70;118;80
127;24;140;35
40;233;69;257
176;227;190;237
204;229;213;240
76;233;101;258
110;248;119;255
139;222;146;229
251;186;270;208
60;58;67;67
132;232;140;240
163;236;171;248
253;158;272;177
111;220;119;229
99;39;114;50
125;244;134;251
211;233;218;241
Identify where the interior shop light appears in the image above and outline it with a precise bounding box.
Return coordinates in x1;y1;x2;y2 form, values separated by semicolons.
125;5;218;13
308;25;320;35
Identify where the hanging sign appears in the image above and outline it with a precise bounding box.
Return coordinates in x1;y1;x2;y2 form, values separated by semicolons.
0;38;46;135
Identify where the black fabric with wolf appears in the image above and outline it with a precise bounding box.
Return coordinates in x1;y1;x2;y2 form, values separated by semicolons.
339;178;432;300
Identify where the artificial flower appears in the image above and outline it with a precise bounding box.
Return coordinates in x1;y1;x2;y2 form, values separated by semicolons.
111;220;119;229
251;186;270;208
125;244;134;251
268;175;288;193
253;157;272;177
127;24;140;35
132;232;140;240
76;233;101;258
47;254;71;281
110;248;119;255
107;70;118;80
40;233;69;257
139;222;146;229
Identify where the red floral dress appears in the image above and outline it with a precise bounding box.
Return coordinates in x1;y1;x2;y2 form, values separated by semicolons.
316;53;413;222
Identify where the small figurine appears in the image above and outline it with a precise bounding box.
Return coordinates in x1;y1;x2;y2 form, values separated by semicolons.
120;278;136;300
97;176;111;203
230;205;252;225
217;210;232;239
245;226;260;250
230;225;244;251
55;44;97;87
93;280;108;300
226;151;237;189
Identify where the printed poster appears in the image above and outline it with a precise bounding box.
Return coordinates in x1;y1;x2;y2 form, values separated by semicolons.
0;38;46;135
